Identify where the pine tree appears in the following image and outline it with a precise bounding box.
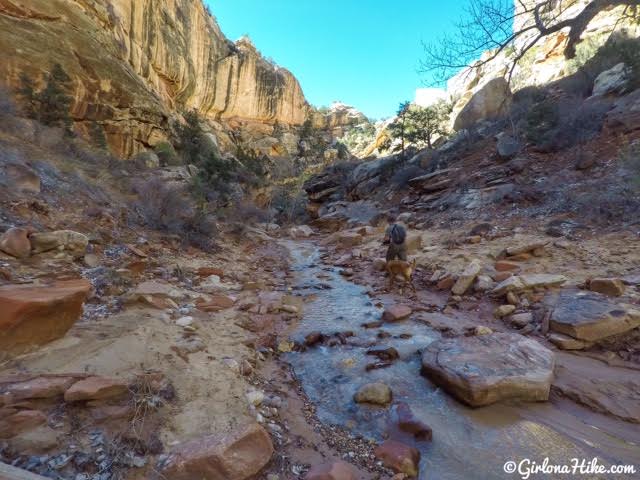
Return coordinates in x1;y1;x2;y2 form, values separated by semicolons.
89;120;108;150
37;63;73;132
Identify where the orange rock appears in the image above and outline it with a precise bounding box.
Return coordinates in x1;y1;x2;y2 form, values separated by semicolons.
306;460;358;480
0;410;46;439
436;276;456;290
374;440;420;477
197;267;224;278
0;279;91;355
494;260;520;272
382;305;412;322
589;278;625;297
493;271;513;282
64;377;128;402
196;295;236;312
161;423;273;480
507;253;532;261
0;227;32;259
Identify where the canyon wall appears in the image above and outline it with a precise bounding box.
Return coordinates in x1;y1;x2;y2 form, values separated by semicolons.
0;0;311;157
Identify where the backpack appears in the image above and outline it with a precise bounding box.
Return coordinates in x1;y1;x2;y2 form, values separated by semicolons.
390;224;406;245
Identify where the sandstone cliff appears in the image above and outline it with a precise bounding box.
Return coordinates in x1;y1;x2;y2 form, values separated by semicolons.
0;0;310;157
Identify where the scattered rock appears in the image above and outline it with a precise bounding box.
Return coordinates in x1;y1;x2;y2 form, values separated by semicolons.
505;241;548;257
176;316;194;328
547;332;594;351
549;291;640;342
4;163;41;193
492;274;567;295
289;225;314;239
354;382;392;406
382;305;412;322
337;232;363;248
374;440;420;477
7;424;58;453
469;223;493;237
495;260;520;272
0;279;92;356
436;275;456;290
451;260;481;295
372;258;387;271
196;295;236;312
421;333;555;407
588;278;625;297
160;423;273;480
0;227;32;258
474;275;494;292
506;291;520;306
305;461;358;480
366;347;399;362
509;312;533;328
64;377;128;402
494;305;516;318
473;325;493;336
197;267;224;278
396;402;432;441
304;331;324;346
29;230;89;256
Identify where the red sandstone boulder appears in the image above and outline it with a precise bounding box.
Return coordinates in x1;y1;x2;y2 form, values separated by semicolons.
2;376;77;402
0;279;91;356
305;460;358;480
0;227;32;259
160;423;273;480
396;402;432;441
64;377;128;402
0;410;47;439
374;440;420;477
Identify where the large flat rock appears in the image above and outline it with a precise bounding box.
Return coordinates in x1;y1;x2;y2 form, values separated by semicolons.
550;291;640;342
0;279;91;357
421;333;555;407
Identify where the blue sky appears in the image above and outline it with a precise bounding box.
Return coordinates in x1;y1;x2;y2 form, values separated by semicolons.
207;0;468;120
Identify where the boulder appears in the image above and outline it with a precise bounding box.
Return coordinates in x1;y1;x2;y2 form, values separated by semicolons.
2;376;77;401
547;332;594;351
160;423;273;480
374;440;420;477
305;461;358;480
421;333;555;407
29;230;89;255
494;260;520;272
196;295;236;312
64;377;128;402
588;278;625;297
509;312;533;328
453;77;513;131
0;410;47;439
0;227;32;258
405;233;422;254
0;279;91;356
592;63;631;97
549;291;640;342
492;274;567;295
505;241;548;257
606;88;640;133
496;133;521;159
474;275;494;292
494;305;516;318
354;382;392;405
451;260;481;295
382;305;412;322
337;231;363;248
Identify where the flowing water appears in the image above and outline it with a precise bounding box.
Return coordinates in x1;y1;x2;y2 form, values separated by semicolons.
283;241;639;479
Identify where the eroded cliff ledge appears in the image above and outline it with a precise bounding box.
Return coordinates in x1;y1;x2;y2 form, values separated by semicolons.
0;0;310;157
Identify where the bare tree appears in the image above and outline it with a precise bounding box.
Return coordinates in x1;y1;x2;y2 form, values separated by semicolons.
420;0;640;85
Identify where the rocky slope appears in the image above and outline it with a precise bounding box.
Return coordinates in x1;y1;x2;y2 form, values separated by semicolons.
0;0;311;157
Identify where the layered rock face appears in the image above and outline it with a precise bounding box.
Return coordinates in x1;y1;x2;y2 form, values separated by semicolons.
0;0;310;157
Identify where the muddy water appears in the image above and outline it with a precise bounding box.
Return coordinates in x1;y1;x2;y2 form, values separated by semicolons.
283;241;639;480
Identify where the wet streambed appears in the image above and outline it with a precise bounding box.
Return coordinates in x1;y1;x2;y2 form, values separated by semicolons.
283;241;639;479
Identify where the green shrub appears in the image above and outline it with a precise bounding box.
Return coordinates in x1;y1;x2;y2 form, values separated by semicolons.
154;141;180;166
524;98;559;145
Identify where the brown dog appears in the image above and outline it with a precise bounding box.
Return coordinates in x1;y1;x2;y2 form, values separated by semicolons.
386;259;416;292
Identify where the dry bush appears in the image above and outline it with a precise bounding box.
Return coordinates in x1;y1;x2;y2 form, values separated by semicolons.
133;177;218;251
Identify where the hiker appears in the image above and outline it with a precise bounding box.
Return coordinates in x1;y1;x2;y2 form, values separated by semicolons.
383;215;407;262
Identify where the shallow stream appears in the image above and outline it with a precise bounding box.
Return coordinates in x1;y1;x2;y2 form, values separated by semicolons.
283;240;639;479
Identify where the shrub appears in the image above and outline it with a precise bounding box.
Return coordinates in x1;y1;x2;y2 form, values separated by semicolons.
235;146;267;186
134;177;218;250
89;121;108;150
0;84;16;117
191;150;237;205
154;141;179;166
